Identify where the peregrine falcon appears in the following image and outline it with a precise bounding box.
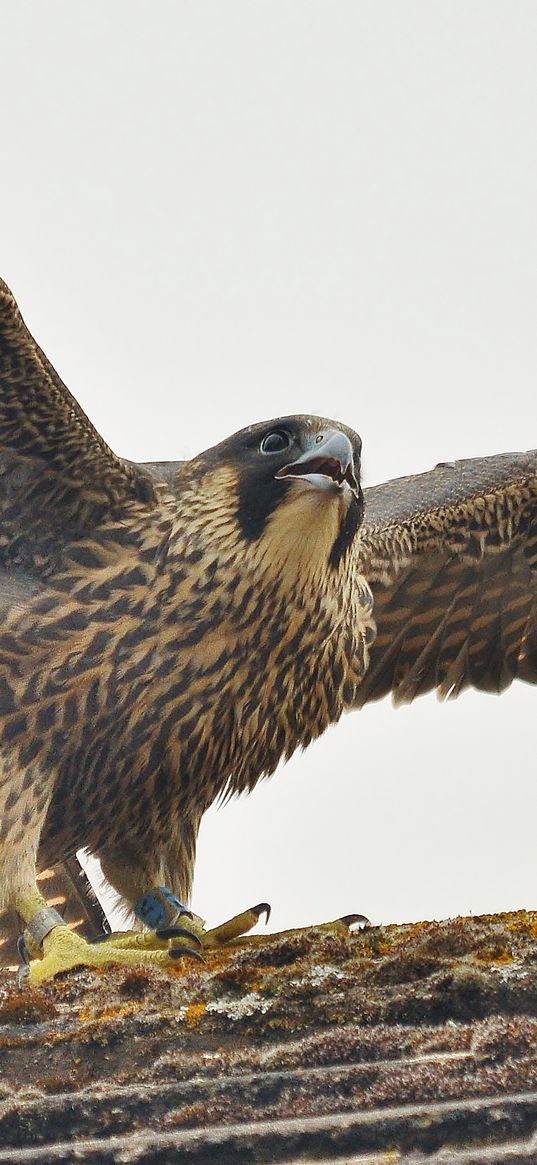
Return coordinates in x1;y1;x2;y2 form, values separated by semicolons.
0;278;536;984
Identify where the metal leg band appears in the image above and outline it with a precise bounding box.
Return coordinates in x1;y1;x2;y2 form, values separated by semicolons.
25;907;65;947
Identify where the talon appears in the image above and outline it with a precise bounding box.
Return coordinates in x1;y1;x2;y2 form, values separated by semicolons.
177;908;193;921
203;901;272;946
17;934;30;965
339;913;369;928
169;946;205;963
156;926;202;945
252;902;271;925
17;961;30;990
90;931;114;944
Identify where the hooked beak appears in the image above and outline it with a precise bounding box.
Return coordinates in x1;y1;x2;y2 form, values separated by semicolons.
275;430;359;496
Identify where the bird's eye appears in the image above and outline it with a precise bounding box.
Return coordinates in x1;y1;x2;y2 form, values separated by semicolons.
260;430;291;454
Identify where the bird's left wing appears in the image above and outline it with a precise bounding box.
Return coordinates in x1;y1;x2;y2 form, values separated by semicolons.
0;279;156;574
355;450;537;706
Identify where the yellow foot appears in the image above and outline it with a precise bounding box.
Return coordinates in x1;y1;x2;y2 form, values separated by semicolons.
203;902;271;947
96;903;271;955
21;925;199;987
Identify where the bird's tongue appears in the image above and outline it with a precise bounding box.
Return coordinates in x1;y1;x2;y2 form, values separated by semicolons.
277;455;358;492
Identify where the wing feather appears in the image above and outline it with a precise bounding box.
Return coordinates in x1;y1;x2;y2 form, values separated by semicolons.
356;451;537;707
0;279;156;575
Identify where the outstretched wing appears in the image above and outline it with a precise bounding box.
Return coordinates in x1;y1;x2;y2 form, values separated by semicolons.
356;451;537;706
0;278;156;576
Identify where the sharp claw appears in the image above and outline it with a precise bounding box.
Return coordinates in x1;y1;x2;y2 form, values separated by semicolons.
339;913;369;928
251;902;271;925
90;932;113;944
156;926;202;945
169;946;206;963
17;962;30;990
17;934;30;964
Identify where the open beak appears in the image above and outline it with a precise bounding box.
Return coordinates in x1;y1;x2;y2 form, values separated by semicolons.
275;430;359;496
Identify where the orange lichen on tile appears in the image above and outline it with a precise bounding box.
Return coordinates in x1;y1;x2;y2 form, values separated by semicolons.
77;1000;140;1024
0;986;58;1026
185;1001;207;1027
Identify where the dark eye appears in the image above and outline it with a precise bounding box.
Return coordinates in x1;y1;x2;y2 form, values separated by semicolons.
260;430;291;455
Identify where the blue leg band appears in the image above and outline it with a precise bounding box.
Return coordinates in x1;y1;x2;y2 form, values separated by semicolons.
134;886;189;930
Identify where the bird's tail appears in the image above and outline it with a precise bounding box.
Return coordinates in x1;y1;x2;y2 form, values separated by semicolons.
0;857;109;968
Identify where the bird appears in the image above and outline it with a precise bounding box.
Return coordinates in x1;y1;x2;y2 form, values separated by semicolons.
0;276;536;986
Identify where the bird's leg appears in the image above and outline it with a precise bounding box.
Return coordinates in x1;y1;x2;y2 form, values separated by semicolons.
13;870;271;982
13;882;204;986
92;885;202;953
93;881;270;953
129;887;271;948
96;841;272;954
98;893;271;953
92;850;208;957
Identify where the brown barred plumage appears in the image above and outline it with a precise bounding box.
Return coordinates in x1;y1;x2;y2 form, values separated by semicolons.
356;456;537;704
0;277;536;974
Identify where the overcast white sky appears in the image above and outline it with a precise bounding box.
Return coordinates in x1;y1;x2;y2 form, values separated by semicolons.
2;2;537;932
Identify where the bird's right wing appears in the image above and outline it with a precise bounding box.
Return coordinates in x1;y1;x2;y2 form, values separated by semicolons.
355;450;537;706
0;278;156;577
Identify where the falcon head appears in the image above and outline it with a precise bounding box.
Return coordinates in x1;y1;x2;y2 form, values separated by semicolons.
192;415;363;572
